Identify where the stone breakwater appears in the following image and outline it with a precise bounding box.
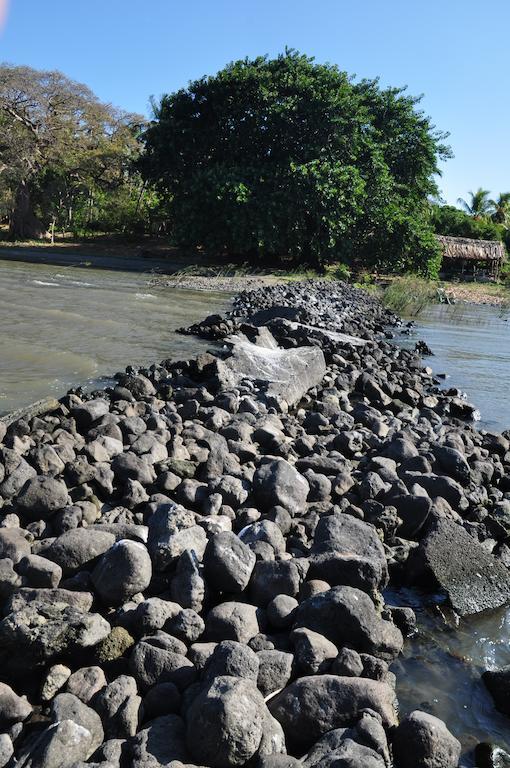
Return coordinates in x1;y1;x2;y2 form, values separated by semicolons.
0;280;507;767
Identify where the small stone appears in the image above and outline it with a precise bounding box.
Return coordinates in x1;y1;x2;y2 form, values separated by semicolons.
41;664;72;701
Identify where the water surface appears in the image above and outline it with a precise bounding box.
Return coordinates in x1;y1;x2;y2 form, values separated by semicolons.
397;303;510;433
394;302;510;764
0;259;229;415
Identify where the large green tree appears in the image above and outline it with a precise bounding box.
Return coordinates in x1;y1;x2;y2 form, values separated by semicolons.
142;50;451;273
0;64;144;239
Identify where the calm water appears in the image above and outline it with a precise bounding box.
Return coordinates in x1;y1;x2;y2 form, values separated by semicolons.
0;259;229;415
394;303;510;765
398;302;510;433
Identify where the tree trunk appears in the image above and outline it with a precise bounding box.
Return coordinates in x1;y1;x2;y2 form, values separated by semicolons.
9;181;45;240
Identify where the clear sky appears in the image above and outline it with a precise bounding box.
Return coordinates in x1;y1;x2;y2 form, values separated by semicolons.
0;0;508;205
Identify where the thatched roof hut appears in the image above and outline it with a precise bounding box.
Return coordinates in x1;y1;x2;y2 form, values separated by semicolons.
436;235;506;279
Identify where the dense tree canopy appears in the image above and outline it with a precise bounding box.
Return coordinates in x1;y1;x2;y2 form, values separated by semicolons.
142;50;451;273
0;64;148;239
431;203;503;241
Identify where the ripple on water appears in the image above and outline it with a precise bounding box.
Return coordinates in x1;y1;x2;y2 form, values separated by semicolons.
388;588;510;766
0;258;229;414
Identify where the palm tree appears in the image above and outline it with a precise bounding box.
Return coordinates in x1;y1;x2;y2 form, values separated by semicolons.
490;192;510;226
457;188;493;219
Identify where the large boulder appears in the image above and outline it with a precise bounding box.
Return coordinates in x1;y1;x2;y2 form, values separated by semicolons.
392;710;461;768
16;475;69;519
40;529;116;575
203;531;256;593
0;603;110;678
253;458;310;513
407;518;510;615
294;586;403;661
128;714;190;767
91;540;152;605
268;675;397;754
223;338;326;407
308;513;388;594
186;675;269;767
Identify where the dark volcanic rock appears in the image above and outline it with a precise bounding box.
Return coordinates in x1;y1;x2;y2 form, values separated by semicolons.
408;518;510;615
186;675;269;767
294;586;403;661
268;674;397;754
253;458;310;513
483;666;510;716
392;710;461;768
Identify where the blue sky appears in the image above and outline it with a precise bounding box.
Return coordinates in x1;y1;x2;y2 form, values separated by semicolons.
1;0;508;205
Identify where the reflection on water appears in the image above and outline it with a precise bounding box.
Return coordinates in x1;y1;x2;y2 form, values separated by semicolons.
0;259;229;414
393;303;510;764
389;589;510;766
397;303;510;433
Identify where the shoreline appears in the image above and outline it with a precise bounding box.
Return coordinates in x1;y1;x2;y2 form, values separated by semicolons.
0;280;507;764
1;243;509;307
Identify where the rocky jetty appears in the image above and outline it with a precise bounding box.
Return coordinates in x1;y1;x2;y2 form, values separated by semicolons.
0;279;508;767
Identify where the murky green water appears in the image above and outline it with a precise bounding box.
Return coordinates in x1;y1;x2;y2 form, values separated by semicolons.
0;259;229;415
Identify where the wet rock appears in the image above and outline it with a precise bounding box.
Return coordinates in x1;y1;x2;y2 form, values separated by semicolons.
392;710;461;768
483;666;510;716
408;518;510;615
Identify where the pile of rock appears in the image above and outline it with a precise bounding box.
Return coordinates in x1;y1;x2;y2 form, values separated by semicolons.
0;279;508;767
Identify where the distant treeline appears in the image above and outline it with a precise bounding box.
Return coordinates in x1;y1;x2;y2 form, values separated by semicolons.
0;52;501;277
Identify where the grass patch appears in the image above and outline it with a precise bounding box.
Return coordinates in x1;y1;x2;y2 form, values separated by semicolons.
379;276;439;316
